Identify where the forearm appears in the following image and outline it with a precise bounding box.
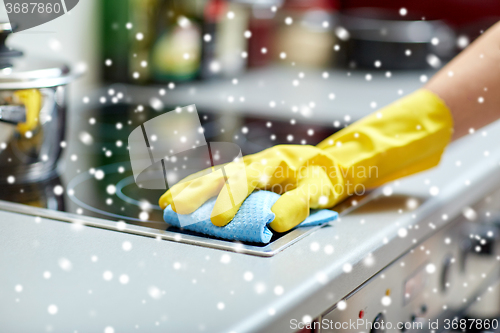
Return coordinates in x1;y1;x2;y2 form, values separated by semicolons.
425;21;500;140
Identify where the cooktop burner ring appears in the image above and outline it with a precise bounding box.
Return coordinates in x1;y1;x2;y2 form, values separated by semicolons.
66;162;166;226
115;175;162;211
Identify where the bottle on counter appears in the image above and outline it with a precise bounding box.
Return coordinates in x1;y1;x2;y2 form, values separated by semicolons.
101;0;131;82
274;0;339;67
150;0;203;82
200;0;250;79
129;0;161;83
214;1;249;77
246;3;277;69
200;0;226;79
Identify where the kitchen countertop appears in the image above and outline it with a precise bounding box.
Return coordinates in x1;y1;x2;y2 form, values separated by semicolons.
2;109;500;332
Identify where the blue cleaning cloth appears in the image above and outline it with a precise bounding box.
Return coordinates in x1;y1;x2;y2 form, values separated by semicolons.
163;190;338;243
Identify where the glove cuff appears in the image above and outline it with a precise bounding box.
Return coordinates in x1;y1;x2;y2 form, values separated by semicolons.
317;89;454;188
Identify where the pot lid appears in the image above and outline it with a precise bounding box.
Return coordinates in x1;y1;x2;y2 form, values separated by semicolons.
0;23;80;89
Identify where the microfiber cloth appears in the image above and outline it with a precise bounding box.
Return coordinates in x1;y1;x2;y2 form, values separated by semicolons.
163;190;338;243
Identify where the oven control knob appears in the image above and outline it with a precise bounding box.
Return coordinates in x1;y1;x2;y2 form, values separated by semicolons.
460;225;499;272
470;227;497;255
370;313;386;333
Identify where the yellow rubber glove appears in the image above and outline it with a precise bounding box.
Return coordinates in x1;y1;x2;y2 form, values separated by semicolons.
15;89;42;135
159;89;453;232
317;89;453;188
161;145;345;231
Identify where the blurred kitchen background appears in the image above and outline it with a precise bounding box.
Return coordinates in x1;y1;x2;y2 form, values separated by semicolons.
92;0;500;153
99;0;500;82
1;0;499;100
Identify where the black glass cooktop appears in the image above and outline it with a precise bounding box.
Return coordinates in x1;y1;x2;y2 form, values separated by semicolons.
0;101;337;236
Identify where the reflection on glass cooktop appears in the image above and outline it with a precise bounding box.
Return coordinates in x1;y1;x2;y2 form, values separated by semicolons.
0;103;338;239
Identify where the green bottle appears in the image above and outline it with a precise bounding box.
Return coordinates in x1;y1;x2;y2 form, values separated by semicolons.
151;0;202;82
101;0;131;82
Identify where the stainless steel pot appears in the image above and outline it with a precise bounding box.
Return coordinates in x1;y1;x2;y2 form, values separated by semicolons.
0;23;79;184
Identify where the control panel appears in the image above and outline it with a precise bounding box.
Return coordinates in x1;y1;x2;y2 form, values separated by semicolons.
317;190;500;333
